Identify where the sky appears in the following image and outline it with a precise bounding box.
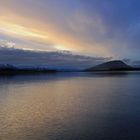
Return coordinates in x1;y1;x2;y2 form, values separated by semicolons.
0;0;140;68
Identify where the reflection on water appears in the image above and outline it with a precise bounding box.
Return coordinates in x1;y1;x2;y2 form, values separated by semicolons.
0;72;140;140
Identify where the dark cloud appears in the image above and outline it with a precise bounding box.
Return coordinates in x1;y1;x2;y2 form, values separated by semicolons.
0;46;111;70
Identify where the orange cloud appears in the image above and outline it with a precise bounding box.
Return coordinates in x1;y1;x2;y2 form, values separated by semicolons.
0;1;112;57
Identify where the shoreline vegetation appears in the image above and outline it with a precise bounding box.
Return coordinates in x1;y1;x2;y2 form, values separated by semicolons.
0;65;57;75
0;60;140;75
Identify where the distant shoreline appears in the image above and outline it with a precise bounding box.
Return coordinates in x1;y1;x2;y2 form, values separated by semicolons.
0;68;140;76
0;60;140;75
0;69;57;75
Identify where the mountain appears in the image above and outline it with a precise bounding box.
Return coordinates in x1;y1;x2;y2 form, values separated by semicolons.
85;60;132;71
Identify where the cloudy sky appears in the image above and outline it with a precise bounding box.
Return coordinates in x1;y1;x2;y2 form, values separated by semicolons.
0;0;140;68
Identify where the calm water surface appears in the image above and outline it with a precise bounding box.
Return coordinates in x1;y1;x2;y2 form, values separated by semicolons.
0;72;140;140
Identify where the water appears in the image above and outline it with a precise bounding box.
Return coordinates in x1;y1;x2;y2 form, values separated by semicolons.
0;72;140;140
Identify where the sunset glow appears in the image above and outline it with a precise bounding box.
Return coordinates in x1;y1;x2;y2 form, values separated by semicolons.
0;0;140;60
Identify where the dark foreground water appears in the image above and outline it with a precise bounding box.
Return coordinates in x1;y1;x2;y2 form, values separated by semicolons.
0;72;140;140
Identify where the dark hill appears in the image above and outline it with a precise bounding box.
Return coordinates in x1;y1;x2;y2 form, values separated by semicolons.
85;60;132;71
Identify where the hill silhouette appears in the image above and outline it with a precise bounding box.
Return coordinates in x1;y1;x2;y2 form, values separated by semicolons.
85;60;133;71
